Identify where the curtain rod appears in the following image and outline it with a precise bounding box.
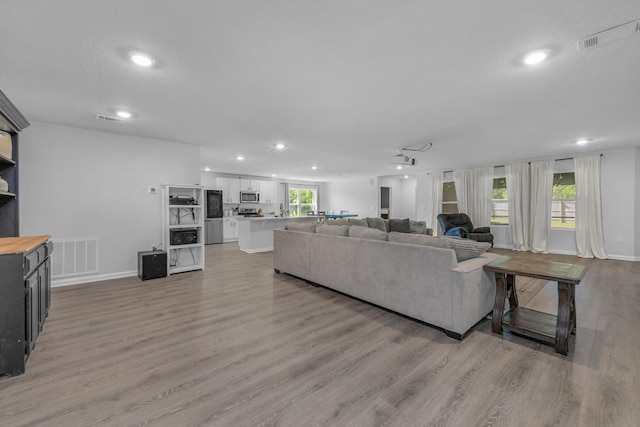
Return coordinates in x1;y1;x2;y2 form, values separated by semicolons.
440;154;603;173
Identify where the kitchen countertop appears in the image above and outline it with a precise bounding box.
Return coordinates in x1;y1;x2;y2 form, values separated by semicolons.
234;216;291;220
0;235;51;255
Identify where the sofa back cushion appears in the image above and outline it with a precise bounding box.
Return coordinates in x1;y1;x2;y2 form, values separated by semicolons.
316;224;350;236
349;225;388;241
285;222;317;233
388;232;451;249
328;218;350;226
365;217;387;232
389;218;411;233
442;236;491;261
347;218;368;227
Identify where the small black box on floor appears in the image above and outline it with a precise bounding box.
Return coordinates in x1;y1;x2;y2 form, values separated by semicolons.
138;250;167;281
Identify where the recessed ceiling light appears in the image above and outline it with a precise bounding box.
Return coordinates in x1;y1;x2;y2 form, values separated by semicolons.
396;165;403;170
523;49;549;65
237;155;245;161
311;166;317;170
576;138;589;145
275;143;285;150
271;174;276;177
404;175;409;179
131;53;154;67
116;110;131;119
204;167;210;172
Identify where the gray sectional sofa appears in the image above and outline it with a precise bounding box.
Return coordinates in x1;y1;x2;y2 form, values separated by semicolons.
273;222;501;338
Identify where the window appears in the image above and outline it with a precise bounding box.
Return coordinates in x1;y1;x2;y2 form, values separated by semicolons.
491;177;508;224
441;181;458;214
551;172;575;228
288;187;316;217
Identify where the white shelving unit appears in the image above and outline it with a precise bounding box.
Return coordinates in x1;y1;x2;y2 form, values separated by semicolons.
161;184;205;275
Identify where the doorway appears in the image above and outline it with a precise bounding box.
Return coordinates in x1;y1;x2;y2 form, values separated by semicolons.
380;186;390;219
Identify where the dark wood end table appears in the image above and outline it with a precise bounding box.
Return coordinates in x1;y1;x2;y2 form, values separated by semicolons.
484;256;588;355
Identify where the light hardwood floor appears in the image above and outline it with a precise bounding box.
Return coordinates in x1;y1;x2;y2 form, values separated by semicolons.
0;243;638;426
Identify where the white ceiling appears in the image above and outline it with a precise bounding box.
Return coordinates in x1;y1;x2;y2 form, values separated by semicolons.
2;1;640;181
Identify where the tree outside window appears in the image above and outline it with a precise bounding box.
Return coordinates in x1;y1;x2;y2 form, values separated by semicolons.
288;187;315;217
491;177;508;224
551;172;575;228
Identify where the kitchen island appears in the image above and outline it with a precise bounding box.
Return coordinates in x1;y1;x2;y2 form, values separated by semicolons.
236;217;293;253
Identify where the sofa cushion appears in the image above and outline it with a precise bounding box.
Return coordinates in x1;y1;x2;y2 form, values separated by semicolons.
349;225;388;241
365;217;387;232
389;218;411;233
409;220;430;235
388;232;451;249
328;218;350;226
316;224;350;236
383;219;390;232
285;222;317;233
347;218;368;227
442;236;491;261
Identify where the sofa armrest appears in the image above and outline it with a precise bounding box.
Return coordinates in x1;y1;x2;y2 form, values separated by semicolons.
471;226;490;234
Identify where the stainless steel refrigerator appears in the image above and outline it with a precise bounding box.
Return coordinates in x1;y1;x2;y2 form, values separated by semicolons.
205;190;223;244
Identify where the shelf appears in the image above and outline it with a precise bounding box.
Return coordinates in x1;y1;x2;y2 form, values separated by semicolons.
502;307;557;344
169;224;202;229
169;204;202;208
0;153;15;167
168;243;202;250
169;265;202;274
0;191;16;198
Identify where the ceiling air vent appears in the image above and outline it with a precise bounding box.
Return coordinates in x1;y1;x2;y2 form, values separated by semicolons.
96;114;123;122
578;19;640;50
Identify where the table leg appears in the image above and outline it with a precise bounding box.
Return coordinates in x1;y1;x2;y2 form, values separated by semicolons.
555;282;572;355
507;273;518;308
492;272;507;334
570;283;577;336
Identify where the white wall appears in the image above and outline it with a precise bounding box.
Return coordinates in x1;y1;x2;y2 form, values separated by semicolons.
378;176;417;219
323;177;378;218
19;121;201;284
636;147;640;258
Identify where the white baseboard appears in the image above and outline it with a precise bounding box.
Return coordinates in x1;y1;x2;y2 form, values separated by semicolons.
492;245;639;261
240;247;273;254
52;270;138;287
605;254;640;262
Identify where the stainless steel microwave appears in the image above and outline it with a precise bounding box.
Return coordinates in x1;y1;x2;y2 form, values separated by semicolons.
240;191;260;203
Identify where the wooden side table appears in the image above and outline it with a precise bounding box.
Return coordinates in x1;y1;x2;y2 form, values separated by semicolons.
484;256;588;355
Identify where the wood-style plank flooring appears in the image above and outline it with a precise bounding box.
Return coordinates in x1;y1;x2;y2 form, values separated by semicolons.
0;244;638;426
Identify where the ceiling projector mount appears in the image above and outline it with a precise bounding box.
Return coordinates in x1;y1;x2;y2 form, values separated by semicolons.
391;142;433;166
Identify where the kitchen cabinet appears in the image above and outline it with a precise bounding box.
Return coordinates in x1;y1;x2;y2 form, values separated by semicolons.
259;180;278;204
223;217;239;241
216;177;240;203
240;179;260;192
0;236;52;377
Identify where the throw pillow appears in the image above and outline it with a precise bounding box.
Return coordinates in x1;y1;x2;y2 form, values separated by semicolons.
388;218;411;233
442;236;491;261
409;220;429;235
349;225;388;241
347;218;368;227
316;224;350;237
388;232;451;249
285;222;317;233
365;217;387;232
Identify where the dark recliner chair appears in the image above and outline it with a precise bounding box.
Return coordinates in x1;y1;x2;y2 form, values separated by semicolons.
437;213;494;246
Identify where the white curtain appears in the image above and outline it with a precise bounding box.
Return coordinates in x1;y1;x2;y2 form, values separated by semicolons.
574;155;607;259
529;161;552;253
426;172;443;235
506;163;530;251
453;167;493;227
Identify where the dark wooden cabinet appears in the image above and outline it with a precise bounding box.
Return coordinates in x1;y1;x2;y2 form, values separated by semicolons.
0;236;53;377
0;88;30;237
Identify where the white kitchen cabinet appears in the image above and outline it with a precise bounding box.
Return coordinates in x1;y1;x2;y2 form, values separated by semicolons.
240;179;260;192
216;177;240;203
223;217;239;241
259;180;278;204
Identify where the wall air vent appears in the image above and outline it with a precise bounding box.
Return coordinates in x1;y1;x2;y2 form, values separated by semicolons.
96;114;123;122
578;19;640;50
